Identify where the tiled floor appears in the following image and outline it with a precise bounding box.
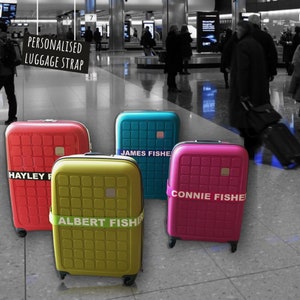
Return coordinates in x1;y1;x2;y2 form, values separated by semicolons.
1;50;300;300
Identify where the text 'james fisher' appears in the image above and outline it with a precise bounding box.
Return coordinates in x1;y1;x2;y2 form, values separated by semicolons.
119;150;171;157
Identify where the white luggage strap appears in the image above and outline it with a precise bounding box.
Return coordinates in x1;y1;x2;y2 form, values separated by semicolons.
49;210;144;229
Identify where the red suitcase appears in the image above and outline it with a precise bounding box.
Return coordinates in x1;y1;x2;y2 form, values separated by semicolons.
5;120;91;237
166;141;249;252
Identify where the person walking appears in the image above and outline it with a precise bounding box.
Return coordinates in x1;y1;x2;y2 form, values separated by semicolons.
229;20;269;158
221;30;239;89
0;22;18;125
84;26;93;43
179;24;193;75
94;28;102;51
288;44;300;108
133;28;138;41
292;26;300;57
248;14;278;99
219;28;233;88
66;27;74;40
140;26;155;56
165;25;182;93
23;27;30;37
279;28;294;75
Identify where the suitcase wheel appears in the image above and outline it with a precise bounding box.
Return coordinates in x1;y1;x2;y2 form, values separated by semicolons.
57;271;68;280
16;228;27;238
230;241;238;253
123;274;137;286
168;237;176;249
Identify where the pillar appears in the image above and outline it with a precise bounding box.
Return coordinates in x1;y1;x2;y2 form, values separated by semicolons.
86;0;95;13
109;0;125;52
232;0;246;31
85;0;96;32
85;0;97;78
144;11;155;40
162;0;188;46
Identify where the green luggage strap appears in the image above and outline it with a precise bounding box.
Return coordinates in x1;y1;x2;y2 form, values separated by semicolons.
49;210;144;229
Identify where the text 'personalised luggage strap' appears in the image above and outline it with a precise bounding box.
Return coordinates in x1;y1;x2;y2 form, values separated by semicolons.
49;210;144;228
166;185;246;202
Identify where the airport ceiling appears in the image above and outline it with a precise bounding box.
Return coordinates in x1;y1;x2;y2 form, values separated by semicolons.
16;0;215;20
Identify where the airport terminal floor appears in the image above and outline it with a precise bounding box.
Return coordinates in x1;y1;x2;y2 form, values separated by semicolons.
1;49;300;299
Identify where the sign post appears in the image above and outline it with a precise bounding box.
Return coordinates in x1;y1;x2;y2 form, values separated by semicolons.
197;11;220;53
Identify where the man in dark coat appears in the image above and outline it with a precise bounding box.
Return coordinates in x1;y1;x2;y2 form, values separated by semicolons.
84;26;93;43
140;26;155;56
229;21;269;158
166;25;182;92
94;28;102;51
279;28;294;75
292;26;300;56
179;24;193;74
248;14;278;95
0;22;17;125
219;28;233;88
66;28;74;40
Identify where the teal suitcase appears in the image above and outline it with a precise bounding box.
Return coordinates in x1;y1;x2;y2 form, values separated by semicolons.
115;111;180;199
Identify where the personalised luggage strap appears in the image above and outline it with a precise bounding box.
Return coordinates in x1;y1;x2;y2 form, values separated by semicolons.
166;185;246;202
49;210;144;229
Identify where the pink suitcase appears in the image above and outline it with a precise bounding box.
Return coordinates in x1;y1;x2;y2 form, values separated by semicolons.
166;141;249;252
5;120;91;237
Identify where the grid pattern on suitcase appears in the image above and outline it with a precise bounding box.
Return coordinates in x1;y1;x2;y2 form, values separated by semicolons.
174;154;245;238
8;132;82;228
56;173;133;272
120;119;176;198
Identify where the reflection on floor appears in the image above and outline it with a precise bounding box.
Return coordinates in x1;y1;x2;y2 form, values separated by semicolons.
1;50;300;300
102;52;300;170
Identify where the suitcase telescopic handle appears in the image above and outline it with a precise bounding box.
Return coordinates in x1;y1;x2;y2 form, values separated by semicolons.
84;152;119;158
83;152;137;163
194;140;222;144
84;152;104;156
44;119;57;122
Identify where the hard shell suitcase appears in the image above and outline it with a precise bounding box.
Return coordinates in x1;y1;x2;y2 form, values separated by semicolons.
115;111;180;199
262;123;300;168
166;141;249;252
5;120;91;236
50;154;144;286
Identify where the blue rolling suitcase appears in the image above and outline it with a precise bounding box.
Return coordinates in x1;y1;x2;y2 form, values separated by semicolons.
115;111;180;199
262;123;300;168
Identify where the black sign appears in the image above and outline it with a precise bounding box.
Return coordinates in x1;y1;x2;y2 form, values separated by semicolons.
197;12;220;53
0;3;17;24
124;20;130;42
142;20;155;39
22;34;90;74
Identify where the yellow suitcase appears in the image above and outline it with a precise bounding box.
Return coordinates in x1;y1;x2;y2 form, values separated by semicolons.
50;154;143;286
